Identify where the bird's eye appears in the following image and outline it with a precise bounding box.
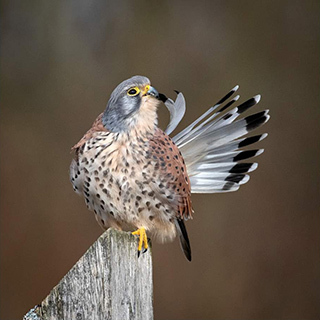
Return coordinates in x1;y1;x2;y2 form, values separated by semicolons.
127;87;140;96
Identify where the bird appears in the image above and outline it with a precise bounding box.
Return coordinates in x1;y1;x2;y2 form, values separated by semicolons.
70;75;270;261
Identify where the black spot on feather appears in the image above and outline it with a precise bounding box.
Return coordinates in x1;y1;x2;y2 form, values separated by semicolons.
238;135;263;148
218;98;237;113
245;111;268;131
233;150;259;161
216;87;237;105
237;97;257;114
225;174;245;184
222;181;235;190
229;163;253;173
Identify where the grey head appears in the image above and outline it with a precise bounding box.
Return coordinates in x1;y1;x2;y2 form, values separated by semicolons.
102;75;159;132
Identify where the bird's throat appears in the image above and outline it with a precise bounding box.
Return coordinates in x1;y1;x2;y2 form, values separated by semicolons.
131;96;159;138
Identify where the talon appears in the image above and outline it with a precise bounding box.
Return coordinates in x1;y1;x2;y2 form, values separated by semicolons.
132;227;148;256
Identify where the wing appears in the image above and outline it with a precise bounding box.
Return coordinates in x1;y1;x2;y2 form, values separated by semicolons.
172;85;270;193
71;113;107;154
149;128;192;261
149;128;193;220
70;113;108;194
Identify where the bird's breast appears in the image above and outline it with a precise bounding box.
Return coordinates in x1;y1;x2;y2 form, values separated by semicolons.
71;130;177;242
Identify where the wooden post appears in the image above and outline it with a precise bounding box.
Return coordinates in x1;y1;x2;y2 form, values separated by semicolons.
23;229;153;320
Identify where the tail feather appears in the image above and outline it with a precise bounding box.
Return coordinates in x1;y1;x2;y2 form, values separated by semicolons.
180;109;269;156
171;86;269;194
175;219;192;261
173;85;240;144
207;133;267;155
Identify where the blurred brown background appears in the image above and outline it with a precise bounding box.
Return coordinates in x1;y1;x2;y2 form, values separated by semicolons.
1;1;319;319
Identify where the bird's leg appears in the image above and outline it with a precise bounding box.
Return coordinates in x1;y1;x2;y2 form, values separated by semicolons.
132;227;148;257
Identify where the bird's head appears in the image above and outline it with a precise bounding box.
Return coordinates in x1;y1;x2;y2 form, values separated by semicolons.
102;75;161;133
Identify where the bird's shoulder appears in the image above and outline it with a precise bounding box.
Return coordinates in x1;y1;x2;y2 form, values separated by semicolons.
71;113;108;152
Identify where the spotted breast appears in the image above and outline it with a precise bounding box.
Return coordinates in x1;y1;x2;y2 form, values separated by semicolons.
70;114;192;245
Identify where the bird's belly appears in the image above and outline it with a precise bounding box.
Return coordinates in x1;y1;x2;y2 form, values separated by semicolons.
76;148;177;243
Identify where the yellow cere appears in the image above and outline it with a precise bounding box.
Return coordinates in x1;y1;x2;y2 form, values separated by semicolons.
144;84;150;93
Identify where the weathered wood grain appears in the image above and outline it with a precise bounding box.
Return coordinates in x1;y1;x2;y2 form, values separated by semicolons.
24;229;153;320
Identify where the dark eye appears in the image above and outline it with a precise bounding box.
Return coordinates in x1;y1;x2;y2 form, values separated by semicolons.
127;87;140;96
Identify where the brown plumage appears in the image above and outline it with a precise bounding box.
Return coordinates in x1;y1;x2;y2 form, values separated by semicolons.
70;76;192;260
149;129;192;220
70;75;270;261
72;113;107;153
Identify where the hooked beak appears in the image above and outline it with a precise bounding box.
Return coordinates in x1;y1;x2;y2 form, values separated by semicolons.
146;85;160;99
145;85;168;102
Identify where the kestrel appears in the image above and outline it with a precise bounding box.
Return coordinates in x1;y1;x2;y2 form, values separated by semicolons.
70;75;269;261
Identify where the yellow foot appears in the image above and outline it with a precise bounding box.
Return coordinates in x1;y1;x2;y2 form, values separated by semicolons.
132;227;148;257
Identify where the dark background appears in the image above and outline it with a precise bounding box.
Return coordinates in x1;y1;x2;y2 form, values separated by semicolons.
1;1;319;319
